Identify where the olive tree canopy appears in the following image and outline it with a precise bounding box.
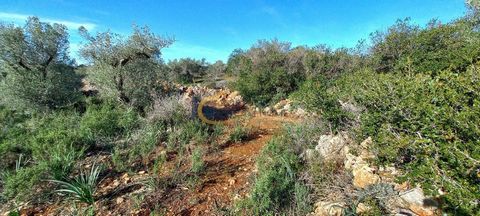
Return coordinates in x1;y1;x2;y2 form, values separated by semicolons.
79;25;173;111
0;17;81;112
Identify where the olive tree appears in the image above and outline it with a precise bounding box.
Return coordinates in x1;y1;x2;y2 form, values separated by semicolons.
0;17;81;111
79;25;173;111
167;58;208;83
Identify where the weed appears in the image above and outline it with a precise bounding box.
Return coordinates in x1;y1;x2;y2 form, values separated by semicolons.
191;148;205;175
51;164;102;205
228;123;250;143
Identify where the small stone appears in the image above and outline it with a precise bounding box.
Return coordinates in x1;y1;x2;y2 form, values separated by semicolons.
138;170;146;174
303;149;316;161
295;108;307;116
112;180;120;187
356;202;371;214
116;197;124;204
393;181;410;192
264;107;272;115
312;201;345;216
399;187;438;216
360;137;372;149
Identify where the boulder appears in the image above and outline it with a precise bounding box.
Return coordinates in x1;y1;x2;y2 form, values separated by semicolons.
356;202;371;214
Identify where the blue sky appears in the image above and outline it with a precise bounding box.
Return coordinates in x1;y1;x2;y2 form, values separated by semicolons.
0;0;468;63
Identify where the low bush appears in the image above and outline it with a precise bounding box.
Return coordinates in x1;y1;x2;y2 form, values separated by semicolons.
228;123;250;143
241;136;310;215
2;165;47;200
80;102;139;142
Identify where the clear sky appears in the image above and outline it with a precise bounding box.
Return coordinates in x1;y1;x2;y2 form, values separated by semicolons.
0;0;468;63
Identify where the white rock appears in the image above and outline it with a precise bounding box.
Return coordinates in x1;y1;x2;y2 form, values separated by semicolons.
399;187;438;216
312;201;345;216
264;107;272;115
314;134;348;159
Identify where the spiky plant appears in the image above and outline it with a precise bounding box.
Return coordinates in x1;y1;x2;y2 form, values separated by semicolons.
51;164;102;205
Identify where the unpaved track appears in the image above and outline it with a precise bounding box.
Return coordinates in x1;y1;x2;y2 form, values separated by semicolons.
163;114;298;215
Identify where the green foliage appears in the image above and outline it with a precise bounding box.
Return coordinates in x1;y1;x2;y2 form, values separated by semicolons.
166;119;212;151
190;148;205;175
80;102;138;141
243;136;305;215
233;40;305;106
330;68;480;214
48;145;83;181
228;123;250;143
230;39;362;106
291;75;351;129
0;17;82;112
51;164;102;205
167;58;208;83
2;164;46;200
79;25;173;111
370;17;480;75
112;120;165;171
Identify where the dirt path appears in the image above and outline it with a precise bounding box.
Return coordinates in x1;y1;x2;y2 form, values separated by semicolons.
161;114;298;215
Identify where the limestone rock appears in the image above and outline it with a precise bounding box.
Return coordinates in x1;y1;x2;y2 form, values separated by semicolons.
312;201;345;216
399;187;438;216
352;163;380;189
116;197;124;204
356;202;371;214
263;107;272;115
315;134;348;159
294;108;307;117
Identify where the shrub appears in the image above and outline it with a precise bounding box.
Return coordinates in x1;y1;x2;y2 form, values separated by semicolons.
112;121;165;171
47;145;84;181
243;136;305;215
370;17;480;75
228;123;250;143
80;102;138;142
147;94;190;124
291;75;351;129
232;39;305;106
2;164;46;200
167;58;208;84
190;148;205;175
329;68;480;214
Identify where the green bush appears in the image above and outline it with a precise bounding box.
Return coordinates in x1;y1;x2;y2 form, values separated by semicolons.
370;17;480;75
2;165;46;200
291;75;351;129
242;136;306;215
329;68;480;214
112;121;166;171
228;123;250;143
80;102;138;141
51;164;102;205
